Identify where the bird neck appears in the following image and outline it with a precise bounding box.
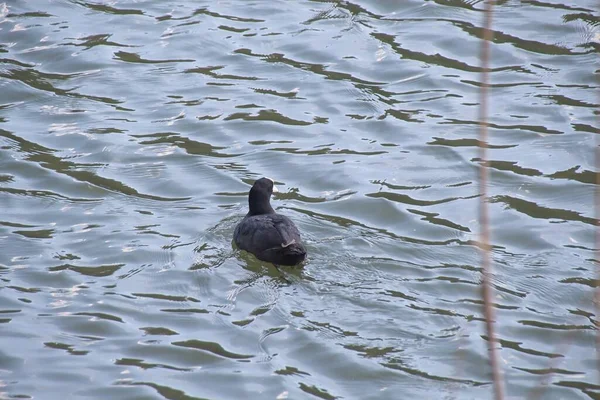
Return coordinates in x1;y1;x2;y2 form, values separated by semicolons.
248;190;275;216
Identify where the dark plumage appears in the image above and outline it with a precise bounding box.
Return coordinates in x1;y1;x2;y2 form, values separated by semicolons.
234;177;307;266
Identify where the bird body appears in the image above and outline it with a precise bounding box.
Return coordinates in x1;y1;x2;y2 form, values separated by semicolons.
234;178;306;266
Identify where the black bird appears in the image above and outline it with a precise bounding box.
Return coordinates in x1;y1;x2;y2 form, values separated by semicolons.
234;177;307;266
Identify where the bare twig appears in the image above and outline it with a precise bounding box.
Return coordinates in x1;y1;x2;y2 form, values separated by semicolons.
478;1;505;399
528;330;577;400
595;66;600;383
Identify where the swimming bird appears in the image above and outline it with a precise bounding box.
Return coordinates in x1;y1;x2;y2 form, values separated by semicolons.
234;177;307;266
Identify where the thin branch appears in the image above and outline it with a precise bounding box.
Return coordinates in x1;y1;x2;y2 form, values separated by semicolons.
595;68;600;383
477;1;505;399
528;330;576;400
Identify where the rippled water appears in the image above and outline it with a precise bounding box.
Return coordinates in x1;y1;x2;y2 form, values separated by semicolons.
0;1;598;399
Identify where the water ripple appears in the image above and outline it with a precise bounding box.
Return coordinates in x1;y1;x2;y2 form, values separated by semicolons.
0;0;596;399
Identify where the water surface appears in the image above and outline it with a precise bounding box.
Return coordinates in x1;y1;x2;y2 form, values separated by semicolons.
0;1;598;399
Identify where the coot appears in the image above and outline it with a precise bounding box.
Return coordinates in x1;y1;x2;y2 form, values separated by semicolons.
234;177;307;266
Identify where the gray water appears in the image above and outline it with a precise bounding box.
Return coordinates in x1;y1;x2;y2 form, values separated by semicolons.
0;1;598;399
